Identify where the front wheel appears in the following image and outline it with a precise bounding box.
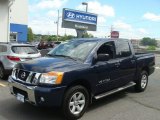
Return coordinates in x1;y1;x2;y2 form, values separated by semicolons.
135;71;148;92
62;85;89;120
0;65;5;79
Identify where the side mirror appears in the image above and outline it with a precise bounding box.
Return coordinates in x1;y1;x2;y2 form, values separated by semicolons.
97;54;110;61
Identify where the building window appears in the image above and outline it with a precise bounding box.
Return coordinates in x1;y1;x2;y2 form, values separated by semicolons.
10;32;17;41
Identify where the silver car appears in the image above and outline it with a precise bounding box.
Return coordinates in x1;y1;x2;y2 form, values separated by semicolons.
0;43;41;79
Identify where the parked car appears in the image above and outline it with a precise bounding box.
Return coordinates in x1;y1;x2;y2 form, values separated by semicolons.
0;43;41;79
37;41;55;50
54;41;62;46
8;38;155;120
37;41;47;50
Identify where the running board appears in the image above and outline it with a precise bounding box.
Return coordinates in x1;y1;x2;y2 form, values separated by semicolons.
95;82;136;100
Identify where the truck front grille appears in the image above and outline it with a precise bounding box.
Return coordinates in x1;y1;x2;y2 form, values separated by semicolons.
12;69;39;85
17;70;30;82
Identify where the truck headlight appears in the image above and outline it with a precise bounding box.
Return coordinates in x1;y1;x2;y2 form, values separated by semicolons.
39;72;64;85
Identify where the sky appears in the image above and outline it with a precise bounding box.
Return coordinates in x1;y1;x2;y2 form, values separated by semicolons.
28;0;160;39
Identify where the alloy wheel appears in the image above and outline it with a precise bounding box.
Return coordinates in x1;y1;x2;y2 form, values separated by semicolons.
69;92;86;115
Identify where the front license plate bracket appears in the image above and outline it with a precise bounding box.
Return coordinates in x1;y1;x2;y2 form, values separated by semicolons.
16;93;25;103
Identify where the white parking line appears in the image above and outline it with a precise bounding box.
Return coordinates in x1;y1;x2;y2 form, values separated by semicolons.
0;83;6;87
155;67;160;70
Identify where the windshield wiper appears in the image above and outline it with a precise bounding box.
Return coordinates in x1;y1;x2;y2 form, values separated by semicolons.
46;54;54;57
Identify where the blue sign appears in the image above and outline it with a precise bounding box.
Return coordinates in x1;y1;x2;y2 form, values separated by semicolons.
63;9;97;25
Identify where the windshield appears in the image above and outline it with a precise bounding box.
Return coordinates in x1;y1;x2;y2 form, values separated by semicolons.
48;40;97;61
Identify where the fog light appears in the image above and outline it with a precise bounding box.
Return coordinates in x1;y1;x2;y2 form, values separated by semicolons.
40;97;45;102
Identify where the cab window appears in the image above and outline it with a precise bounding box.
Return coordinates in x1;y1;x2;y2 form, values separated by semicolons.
115;41;131;58
97;41;116;60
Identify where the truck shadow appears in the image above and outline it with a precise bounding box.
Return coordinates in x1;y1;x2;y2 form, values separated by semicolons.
0;99;64;120
87;90;128;112
0;88;135;120
0;76;9;81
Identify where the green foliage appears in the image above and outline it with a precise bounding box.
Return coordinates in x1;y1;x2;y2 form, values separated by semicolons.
141;37;157;46
27;27;34;42
82;32;94;38
33;32;94;42
59;35;75;41
147;46;156;51
35;34;76;42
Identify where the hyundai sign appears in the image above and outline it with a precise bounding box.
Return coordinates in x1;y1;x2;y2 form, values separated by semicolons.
64;9;97;25
62;8;98;31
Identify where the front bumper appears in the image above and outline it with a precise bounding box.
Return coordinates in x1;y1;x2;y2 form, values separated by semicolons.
8;76;66;107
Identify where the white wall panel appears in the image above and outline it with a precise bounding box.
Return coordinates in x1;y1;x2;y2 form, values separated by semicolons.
10;0;28;25
0;1;9;42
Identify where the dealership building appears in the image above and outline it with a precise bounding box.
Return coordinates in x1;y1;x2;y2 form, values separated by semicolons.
0;0;28;43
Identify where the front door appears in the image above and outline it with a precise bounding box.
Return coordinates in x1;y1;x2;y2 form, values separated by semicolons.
94;41;122;94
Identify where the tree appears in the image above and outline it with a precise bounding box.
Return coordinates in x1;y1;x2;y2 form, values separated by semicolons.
47;36;53;41
147;46;156;50
82;32;94;38
59;35;75;41
32;34;76;42
27;27;34;42
141;37;157;46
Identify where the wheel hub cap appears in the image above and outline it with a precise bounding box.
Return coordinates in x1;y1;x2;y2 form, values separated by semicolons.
141;74;147;89
69;92;85;115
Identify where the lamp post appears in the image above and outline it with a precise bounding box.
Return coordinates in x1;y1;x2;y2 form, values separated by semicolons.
54;10;61;41
81;2;88;38
56;10;59;41
82;2;88;12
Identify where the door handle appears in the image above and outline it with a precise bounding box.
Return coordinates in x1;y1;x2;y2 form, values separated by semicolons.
131;60;135;64
115;62;120;66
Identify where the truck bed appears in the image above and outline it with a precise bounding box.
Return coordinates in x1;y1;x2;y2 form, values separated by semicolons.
135;52;154;58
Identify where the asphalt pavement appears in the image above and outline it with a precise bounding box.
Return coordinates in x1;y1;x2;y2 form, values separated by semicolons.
0;56;160;120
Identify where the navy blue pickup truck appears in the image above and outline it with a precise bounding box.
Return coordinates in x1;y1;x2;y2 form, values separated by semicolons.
8;38;155;120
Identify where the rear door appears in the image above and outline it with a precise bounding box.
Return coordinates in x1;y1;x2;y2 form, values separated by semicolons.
114;40;136;87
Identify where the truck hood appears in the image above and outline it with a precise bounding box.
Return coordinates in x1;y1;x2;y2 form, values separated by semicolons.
15;57;88;73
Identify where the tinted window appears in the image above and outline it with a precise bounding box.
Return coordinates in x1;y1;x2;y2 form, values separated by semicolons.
0;45;7;52
97;41;116;59
12;46;38;54
116;41;131;58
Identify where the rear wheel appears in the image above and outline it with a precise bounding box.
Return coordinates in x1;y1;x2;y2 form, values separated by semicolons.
0;65;6;79
135;71;148;92
62;85;89;120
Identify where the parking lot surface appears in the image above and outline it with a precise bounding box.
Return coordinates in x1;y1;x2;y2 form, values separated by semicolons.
0;55;160;120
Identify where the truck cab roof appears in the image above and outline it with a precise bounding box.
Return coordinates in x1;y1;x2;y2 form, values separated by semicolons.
70;38;129;43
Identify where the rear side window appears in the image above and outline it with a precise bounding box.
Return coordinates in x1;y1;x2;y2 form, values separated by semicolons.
12;46;38;54
0;45;7;52
115;41;131;58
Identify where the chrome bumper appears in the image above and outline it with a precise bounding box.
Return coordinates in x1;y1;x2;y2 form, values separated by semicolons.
8;76;37;105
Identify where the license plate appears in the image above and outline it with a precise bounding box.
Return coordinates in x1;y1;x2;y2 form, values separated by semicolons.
16;93;25;103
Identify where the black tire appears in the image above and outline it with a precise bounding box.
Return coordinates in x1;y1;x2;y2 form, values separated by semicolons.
0;65;6;79
135;71;148;92
62;85;89;120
